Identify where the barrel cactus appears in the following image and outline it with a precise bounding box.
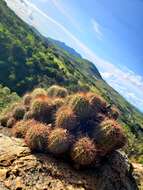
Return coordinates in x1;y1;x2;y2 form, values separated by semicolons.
31;98;54;123
23;111;34;120
31;88;47;98
0;115;9;127
93;119;127;155
25;123;50;152
23;93;32;109
48;128;72;155
71;137;96;166
55;106;77;131
108;106;120;120
86;93;108;114
67;94;90;120
13;105;26;120
7;117;16;128
52;98;64;110
12;119;36;138
47;85;68;98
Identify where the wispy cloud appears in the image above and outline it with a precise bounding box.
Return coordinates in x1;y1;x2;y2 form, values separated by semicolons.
91;19;103;40
4;0;143;111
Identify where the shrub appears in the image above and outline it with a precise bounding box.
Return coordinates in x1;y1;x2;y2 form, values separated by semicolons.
86;93;108;114
12;119;36;138
47;85;68;98
31;88;47;98
31;98;54;123
71;137;96;166
55;106;77;131
25;123;50;152
13;105;26;120
48;128;71;155
7;117;16;128
108;106;120;120
93;119;127;155
67;94;90;120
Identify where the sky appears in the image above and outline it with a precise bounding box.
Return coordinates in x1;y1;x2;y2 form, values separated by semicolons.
4;0;143;112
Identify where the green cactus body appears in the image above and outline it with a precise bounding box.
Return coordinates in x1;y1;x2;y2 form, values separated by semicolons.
32;88;47;98
13;105;26;120
47;85;68;98
109;106;120;120
55;106;77;130
48;128;71;155
87;93;108;114
67;94;90;120
12;119;36;138
25;123;50;152
93;119;127;155
31;99;54;123
71;137;96;166
7;117;16;128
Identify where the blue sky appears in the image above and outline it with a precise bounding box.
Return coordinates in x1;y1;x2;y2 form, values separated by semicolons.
5;0;143;112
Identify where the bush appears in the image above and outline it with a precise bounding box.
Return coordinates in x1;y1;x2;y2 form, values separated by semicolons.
48;128;72;155
55;106;77;131
47;85;68;98
71;137;96;166
31;98;54;123
67;94;90;120
93;119;127;155
12;119;36;138
25;123;50;152
13;105;26;120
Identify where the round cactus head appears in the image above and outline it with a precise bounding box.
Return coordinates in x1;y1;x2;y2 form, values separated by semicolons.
93;119;127;155
0;115;10;127
108;106;120;120
86;93;108;114
7;117;16;128
23;93;32;107
55;106;77;131
52;98;64;110
71;137;96;166
48;128;72;155
67;94;90;120
32;88;47;98
12;119;36;138
13;105;26;120
25;123;50;152
47;85;68;98
31;98;54;123
23;111;34;120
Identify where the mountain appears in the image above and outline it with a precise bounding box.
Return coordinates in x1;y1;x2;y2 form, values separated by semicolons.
0;0;143;161
47;38;82;58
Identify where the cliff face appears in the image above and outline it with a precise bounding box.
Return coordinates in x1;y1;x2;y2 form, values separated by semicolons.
0;134;138;190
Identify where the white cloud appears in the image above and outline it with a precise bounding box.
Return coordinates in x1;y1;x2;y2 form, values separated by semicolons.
4;0;143;111
91;19;103;40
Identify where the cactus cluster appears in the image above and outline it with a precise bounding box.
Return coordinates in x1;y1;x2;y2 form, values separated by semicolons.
1;85;127;168
47;85;68;98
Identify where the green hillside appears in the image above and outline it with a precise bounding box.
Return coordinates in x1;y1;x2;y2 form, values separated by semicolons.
0;0;143;162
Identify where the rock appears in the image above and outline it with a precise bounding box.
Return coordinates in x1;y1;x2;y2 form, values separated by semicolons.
0;134;138;190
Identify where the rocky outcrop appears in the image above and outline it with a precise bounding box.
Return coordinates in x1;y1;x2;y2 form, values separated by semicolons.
0;134;138;190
